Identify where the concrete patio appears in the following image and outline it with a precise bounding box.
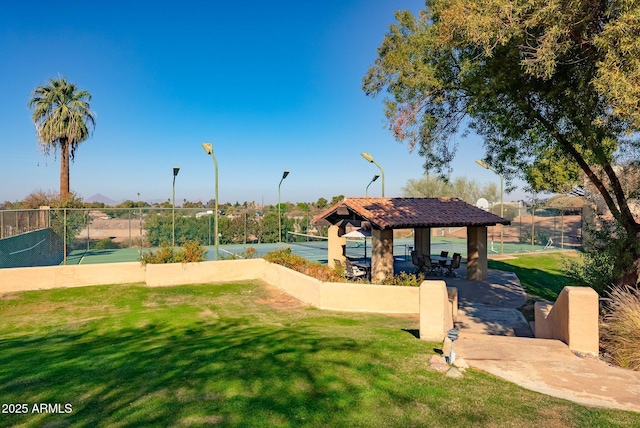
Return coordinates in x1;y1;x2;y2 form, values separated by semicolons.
394;257;640;413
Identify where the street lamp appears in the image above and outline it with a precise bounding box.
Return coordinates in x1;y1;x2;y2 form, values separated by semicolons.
475;160;504;254
278;170;290;243
366;174;380;197
361;152;385;196
172;166;180;248
202;143;219;260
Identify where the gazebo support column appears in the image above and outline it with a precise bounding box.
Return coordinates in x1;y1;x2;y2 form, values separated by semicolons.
414;227;431;257
327;225;347;268
372;229;394;280
467;226;488;281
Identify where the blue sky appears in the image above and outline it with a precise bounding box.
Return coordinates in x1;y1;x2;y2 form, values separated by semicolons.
0;0;525;205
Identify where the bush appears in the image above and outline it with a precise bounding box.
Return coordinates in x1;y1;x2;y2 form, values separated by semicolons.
140;241;207;265
264;248;342;282
378;271;426;287
92;238;121;250
601;285;640;371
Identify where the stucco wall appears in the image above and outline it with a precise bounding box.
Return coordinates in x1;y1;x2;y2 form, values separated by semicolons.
146;259;265;287
0;259;422;314
534;286;599;355
0;262;146;292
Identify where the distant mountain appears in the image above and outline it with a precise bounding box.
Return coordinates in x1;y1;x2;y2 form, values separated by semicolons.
85;193;119;206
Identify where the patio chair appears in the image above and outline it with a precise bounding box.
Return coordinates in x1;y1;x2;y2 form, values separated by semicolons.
411;250;426;273
438;251;449;271
426;256;442;276
334;259;344;268
445;253;462;276
344;259;368;280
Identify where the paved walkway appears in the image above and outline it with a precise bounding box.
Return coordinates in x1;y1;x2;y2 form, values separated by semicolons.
395;258;640;413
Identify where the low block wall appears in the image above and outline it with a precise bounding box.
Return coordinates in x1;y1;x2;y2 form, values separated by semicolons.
0;259;424;314
419;280;455;341
146;259;266;287
534;286;599;355
0;262;146;292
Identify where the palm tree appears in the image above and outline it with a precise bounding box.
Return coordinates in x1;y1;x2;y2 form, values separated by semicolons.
28;77;96;200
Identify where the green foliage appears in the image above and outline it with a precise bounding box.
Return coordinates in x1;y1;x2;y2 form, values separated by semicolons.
601;285;640;371
330;195;344;206
379;272;426;287
315;197;328;209
564;219;632;296
402;175;498;204
264;248;342;282
91;238;120;250
139;241;207;265
28;77;95;198
364;1;640;285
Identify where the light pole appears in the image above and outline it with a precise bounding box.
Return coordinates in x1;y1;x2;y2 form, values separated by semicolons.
366;174;380;197
361;152;385;196
138;192;142;252
202;143;219;260
278;170;290;243
476;160;504;254
172;166;180;248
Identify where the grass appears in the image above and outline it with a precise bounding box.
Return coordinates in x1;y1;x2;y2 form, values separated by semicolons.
1;281;639;427
488;251;580;301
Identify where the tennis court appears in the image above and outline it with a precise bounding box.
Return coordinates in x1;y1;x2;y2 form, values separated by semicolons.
64;234;563;266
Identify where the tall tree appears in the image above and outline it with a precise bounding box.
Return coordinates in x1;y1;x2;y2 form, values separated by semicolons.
363;1;640;286
28;77;96;200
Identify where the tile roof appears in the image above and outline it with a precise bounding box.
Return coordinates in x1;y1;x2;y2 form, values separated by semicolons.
313;197;510;229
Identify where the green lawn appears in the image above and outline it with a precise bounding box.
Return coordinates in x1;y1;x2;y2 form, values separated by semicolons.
1;281;638;427
488;251;580;301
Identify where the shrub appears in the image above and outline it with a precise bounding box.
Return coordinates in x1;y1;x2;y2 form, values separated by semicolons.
601;285;640;371
92;238;121;250
379;271;426;287
264;248;342;282
140;241;207;265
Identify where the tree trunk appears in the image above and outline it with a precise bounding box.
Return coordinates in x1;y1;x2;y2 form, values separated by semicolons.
59;138;70;201
619;230;640;287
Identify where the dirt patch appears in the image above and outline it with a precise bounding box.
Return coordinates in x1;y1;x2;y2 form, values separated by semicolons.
254;283;309;310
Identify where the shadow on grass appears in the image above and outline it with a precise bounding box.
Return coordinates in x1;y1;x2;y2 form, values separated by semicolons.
0;319;475;427
488;260;572;301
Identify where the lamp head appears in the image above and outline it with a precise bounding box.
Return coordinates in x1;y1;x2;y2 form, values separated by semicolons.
173;166;180;177
282;170;290;179
475;159;489;169
201;142;213;155
361;152;374;163
372;174;380;182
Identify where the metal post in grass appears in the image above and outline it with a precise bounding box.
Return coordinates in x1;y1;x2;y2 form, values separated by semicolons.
475;160;504;254
202;143;219;260
172;166;180;248
361;152;385;196
278;170;290;243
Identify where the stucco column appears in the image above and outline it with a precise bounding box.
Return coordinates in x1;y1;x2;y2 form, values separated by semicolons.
467;226;488;281
327;225;347;268
372;228;394;280
414;227;431;256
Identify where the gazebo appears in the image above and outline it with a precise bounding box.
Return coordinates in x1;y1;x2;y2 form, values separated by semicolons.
313;197;510;281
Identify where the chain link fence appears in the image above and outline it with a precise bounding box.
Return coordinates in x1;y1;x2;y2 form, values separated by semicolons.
0;205;328;268
1;204;582;269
